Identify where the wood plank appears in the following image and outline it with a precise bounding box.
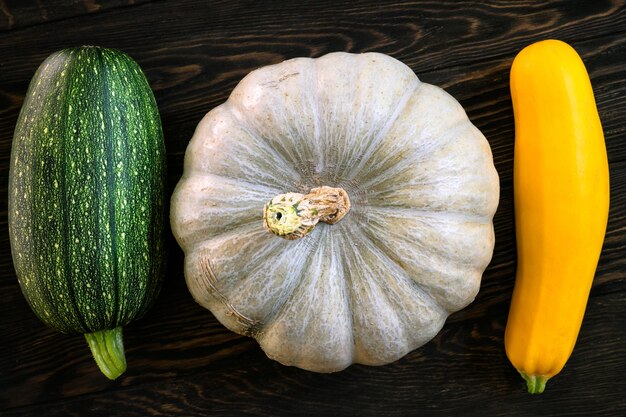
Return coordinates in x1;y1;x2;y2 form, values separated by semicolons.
423;33;626;167
1;1;625;189
4;290;625;416
0;0;625;81
0;0;625;414
3;27;624;295
1;29;625;411
0;0;154;31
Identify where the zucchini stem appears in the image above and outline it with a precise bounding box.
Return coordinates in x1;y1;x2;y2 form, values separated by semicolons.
520;372;549;394
85;327;127;380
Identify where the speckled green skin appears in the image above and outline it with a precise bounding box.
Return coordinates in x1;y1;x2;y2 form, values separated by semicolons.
8;47;166;335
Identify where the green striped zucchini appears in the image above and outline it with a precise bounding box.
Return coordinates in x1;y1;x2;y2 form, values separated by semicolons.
8;46;166;379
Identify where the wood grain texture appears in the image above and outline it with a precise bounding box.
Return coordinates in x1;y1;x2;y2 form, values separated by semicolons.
4;291;626;417
0;0;154;31
1;0;625;415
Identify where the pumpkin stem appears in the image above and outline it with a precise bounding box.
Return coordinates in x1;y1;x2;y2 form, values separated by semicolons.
520;372;549;394
263;186;350;240
85;326;127;380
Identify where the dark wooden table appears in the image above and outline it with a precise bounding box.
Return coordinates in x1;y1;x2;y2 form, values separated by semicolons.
1;1;625;415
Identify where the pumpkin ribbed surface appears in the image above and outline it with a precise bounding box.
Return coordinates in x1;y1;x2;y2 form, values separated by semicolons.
171;52;499;372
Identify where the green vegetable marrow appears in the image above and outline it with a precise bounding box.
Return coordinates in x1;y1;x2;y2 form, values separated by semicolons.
8;46;166;379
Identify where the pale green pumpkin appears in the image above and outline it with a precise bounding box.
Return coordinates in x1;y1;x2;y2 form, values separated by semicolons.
171;52;499;372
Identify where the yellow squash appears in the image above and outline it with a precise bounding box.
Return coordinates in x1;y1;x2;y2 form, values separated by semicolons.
505;39;609;393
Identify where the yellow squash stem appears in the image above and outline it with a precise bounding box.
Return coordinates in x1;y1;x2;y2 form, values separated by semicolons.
505;40;609;394
520;372;548;394
85;327;127;380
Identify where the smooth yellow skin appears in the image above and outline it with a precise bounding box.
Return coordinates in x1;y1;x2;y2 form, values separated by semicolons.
505;40;609;393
